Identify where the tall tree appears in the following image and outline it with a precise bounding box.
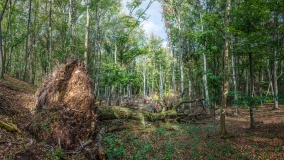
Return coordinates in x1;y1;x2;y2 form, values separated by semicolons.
48;0;52;73
84;0;90;70
23;0;32;81
0;0;9;79
220;0;231;135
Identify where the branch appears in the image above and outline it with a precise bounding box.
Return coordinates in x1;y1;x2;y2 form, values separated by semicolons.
172;99;204;110
0;0;9;21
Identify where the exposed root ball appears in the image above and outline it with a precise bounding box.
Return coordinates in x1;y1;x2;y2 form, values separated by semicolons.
27;59;97;150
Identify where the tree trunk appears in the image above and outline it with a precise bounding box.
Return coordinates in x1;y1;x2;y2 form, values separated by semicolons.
98;99;204;124
171;47;176;100
266;60;274;96
272;10;279;110
151;62;155;101
29;0;39;85
199;5;209;106
143;62;147;101
23;0;32;81
0;0;9;79
84;0;90;69
159;63;163;100
249;52;255;129
259;67;263;106
220;0;231;135
232;54;238;114
48;0;52;73
6;0;13;74
245;67;249;96
177;0;184;103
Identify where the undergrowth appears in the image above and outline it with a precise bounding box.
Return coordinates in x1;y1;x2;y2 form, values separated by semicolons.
102;121;242;160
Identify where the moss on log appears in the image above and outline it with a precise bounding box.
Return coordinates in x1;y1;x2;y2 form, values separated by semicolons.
98;99;204;124
0;120;21;133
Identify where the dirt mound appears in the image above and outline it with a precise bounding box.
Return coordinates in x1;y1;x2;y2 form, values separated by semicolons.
27;59;97;150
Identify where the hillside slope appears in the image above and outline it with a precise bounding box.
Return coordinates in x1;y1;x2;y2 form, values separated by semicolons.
0;74;39;159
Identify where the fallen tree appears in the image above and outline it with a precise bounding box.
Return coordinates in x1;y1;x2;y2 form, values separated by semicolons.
98;99;208;124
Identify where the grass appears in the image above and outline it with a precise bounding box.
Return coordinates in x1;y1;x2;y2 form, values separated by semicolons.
46;147;65;160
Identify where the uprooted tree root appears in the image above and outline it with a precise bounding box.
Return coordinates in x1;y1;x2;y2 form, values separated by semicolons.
27;59;98;154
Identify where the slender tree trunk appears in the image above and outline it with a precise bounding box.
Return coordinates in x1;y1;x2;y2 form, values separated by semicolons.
188;60;192;110
248;52;255;129
69;0;73;55
177;0;184;102
266;60;274;96
151;62;155;101
159;63;163;100
171;47;176;100
84;0;90;69
259;67;263;106
232;54;238;114
6;0;13;73
23;0;32;81
29;0;39;84
93;3;100;97
0;0;9;79
245;67;249;96
220;0;231;135
272;11;279;109
143;62;147;101
0;24;4;79
48;0;52;73
199;5;209;106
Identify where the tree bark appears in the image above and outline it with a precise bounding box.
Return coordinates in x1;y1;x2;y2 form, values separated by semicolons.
266;60;274;96
159;63;163;100
272;10;279;109
0;0;9;79
143;60;147;101
177;0;184;103
84;0;90;69
48;0;52;73
198;3;209;106
232;54;238;114
220;0;231;135
23;0;32;81
6;0;13;74
249;52;255;129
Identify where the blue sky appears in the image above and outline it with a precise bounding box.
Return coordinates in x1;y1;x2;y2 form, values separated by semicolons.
122;0;167;44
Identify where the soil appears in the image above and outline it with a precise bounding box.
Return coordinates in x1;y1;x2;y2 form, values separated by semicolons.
0;74;284;159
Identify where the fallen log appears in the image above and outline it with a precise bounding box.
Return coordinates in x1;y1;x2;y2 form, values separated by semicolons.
0;120;21;133
98;99;206;124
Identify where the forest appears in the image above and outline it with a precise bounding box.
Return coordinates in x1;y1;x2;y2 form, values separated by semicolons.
0;0;284;159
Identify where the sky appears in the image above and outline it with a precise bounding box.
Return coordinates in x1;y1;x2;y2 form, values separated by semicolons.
121;0;167;44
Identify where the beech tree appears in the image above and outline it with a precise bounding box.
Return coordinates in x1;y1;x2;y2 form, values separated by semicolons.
0;0;9;79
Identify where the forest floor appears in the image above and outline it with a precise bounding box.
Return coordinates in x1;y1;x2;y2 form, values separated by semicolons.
0;74;284;159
